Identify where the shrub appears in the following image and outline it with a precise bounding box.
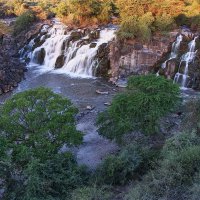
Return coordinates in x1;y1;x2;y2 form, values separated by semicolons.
52;1;68;17
117;12;154;41
162;131;200;154
154;13;175;31
126;132;200;200
95;144;155;185
97;75;180;142
71;186;112;200
189;172;200;200
14;11;36;35
182;98;200;133
1;153;88;199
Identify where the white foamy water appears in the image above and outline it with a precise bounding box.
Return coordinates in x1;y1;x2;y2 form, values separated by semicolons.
162;34;183;69
174;36;198;88
24;21;116;78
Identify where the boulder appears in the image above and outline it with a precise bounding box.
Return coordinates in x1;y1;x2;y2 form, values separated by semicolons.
90;43;97;48
55;55;65;69
88;30;100;41
36;48;46;64
97;43;107;58
70;31;83;41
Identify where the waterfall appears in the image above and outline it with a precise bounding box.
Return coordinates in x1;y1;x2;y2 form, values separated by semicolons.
21;20;116;78
174;36;198;88
162;34;183;69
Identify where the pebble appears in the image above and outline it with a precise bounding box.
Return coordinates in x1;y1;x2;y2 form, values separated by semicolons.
96;89;109;95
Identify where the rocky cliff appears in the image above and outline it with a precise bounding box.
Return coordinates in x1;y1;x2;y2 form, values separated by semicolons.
0;32;26;94
0;20;51;95
108;32;178;83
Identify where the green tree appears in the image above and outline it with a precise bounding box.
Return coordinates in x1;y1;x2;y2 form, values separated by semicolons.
97;75;180;142
0;88;85;199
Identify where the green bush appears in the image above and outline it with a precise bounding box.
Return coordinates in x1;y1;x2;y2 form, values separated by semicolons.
14;10;36;35
154;13;174;31
71;186;112;200
0;153;88;199
117;12;154;41
182;98;200;132
189;172;200;200
97;75;180;142
162;131;200;154
95;144;155;185
97;148;141;185
126;132;200;200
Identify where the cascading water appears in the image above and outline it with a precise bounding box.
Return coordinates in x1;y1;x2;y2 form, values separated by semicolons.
174;36;198;88
21;20;116;78
162;34;183;69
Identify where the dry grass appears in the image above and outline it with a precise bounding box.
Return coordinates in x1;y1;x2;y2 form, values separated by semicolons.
0;21;13;34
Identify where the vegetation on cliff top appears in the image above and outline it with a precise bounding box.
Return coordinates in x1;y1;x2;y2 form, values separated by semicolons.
1;0;200;40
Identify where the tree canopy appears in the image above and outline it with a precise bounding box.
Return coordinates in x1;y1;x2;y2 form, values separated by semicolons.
0;87;86;199
97;75;180;142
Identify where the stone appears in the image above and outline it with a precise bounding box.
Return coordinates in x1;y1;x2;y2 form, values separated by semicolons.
55;55;65;69
95;43;111;77
90;43;97;48
109;32;178;83
70;31;83;41
96;90;109;95
36;48;46;64
88;30;100;41
104;102;111;106
115;79;128;88
86;105;95;110
97;43;107;58
0;70;5;81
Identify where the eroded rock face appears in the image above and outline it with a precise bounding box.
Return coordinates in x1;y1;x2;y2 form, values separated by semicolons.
95;43;110;77
155;31;200;90
109;32;178;83
0;41;26;94
0;20;28;95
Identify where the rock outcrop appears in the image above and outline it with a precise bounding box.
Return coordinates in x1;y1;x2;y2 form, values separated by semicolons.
95;43;110;77
109;32;178;83
55;54;65;68
0;19;49;95
0;34;26;94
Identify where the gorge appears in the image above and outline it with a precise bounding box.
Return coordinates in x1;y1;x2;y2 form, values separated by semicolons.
1;18;199;169
1;0;200;199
